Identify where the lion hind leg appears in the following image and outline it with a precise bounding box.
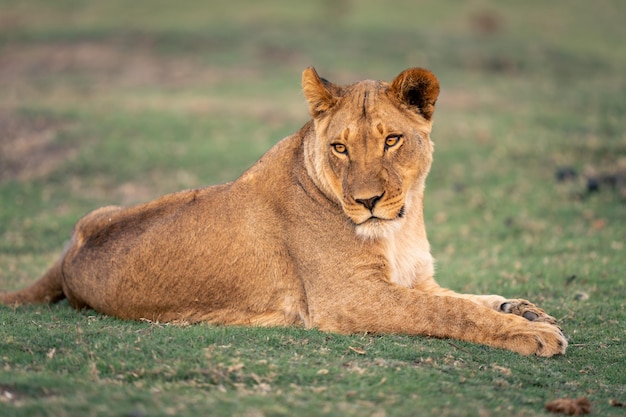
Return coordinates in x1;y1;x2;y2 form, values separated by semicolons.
72;205;123;245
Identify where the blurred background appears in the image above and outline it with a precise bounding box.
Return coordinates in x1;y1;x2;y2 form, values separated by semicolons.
1;0;624;293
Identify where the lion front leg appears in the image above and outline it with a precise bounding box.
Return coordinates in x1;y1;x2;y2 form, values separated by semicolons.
467;297;560;327
417;293;568;356
312;286;568;356
457;294;559;324
414;279;560;325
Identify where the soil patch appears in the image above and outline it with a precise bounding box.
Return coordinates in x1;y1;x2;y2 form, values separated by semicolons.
0;110;77;182
0;40;258;91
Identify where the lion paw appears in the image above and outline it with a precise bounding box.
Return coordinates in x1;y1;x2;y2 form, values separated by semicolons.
521;321;568;357
500;299;558;325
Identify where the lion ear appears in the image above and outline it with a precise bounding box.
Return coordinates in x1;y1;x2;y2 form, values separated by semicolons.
302;67;340;118
390;68;440;120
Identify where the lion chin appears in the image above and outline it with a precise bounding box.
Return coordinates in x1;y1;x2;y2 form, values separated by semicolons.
355;217;404;240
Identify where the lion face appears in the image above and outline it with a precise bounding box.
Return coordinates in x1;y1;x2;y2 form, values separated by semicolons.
302;68;439;239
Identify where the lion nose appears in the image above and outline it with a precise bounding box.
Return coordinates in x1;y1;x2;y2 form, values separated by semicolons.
355;195;382;211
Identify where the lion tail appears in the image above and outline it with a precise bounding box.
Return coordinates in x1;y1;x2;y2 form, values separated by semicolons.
1;205;123;308
0;253;66;306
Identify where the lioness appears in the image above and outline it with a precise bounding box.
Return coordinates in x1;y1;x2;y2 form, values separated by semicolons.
1;67;567;356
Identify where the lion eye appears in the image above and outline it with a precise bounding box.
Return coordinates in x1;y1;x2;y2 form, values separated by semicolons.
331;143;348;154
385;135;402;149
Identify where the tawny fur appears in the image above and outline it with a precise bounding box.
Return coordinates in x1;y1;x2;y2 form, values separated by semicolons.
1;67;567;356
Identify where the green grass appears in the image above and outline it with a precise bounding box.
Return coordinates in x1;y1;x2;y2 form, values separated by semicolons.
1;1;625;416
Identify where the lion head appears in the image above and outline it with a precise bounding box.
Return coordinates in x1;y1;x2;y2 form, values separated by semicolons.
302;67;440;239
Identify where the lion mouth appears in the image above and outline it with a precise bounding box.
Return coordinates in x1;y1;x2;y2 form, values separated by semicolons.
356;205;405;226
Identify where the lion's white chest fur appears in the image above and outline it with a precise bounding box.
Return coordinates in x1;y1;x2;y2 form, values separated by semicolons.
386;191;434;288
355;191;435;288
383;224;434;288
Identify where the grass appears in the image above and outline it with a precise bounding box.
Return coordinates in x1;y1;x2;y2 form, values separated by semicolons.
1;0;625;416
